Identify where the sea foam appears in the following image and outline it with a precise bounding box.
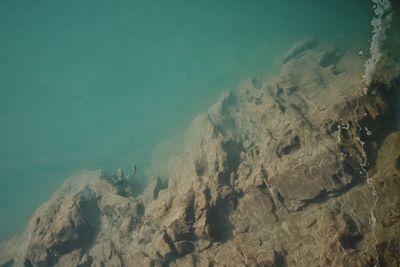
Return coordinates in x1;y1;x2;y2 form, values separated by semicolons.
364;0;393;87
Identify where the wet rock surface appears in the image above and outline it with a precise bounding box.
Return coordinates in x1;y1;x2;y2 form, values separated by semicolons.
1;41;399;266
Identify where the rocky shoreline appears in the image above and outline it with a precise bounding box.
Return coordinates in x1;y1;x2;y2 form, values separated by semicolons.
1;40;399;267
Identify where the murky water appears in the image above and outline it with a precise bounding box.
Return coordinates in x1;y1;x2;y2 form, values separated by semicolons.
0;0;385;240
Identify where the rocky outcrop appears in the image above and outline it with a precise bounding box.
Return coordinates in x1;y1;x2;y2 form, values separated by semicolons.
282;36;316;64
372;133;400;266
0;40;399;266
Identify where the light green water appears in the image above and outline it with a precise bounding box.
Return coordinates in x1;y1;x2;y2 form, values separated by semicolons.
0;0;373;240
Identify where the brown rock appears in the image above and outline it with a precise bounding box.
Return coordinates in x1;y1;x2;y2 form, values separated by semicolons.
283;36;316;63
24;244;53;267
232;187;277;230
1;42;399;267
56;249;82;267
77;254;92;267
167;219;193;242
154;231;176;261
174;241;194;256
173;254;196;267
372;132;400;265
24;185;99;267
140;175;165;206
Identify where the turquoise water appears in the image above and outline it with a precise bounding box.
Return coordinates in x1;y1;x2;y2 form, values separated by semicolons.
0;0;372;240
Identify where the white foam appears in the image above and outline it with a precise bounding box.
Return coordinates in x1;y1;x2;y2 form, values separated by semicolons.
364;0;393;86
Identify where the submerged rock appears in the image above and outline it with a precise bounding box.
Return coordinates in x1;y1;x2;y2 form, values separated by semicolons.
283;36;316;63
1;40;399;266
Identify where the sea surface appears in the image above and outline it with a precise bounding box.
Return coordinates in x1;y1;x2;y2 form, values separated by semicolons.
0;0;379;240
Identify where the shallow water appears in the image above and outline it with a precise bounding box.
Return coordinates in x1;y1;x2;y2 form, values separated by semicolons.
0;0;379;240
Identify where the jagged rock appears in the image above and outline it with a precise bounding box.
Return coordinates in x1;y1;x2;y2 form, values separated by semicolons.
319;45;343;69
237;163;252;180
24;185;99;267
77;254;92;267
268;147;356;209
174;241;194;256
323;119;340;135
276;130;301;157
231;187;277;232
98;242;124;267
153;230;176;261
193;210;212;240
1;41;399;266
140;175;165;206
194;185;210;214
337;214;362;250
195;240;212;253
217;185;234;200
372;132;400;266
283;36;316;63
167;219;193;242
24;244;53;267
55;250;82;267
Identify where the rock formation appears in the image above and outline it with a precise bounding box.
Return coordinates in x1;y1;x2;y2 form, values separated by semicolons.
1;40;399;267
